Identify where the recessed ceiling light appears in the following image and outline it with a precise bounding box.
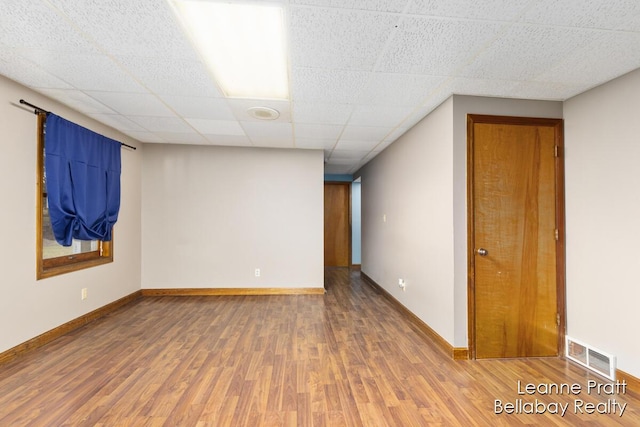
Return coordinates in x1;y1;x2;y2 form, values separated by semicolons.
247;106;280;120
172;1;289;100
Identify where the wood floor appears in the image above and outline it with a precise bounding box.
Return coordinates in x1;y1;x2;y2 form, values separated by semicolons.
0;269;638;426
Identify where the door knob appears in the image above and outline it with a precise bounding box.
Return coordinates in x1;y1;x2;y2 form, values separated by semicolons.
477;248;488;256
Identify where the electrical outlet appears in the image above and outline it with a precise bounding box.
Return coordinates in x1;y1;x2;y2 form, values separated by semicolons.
255;268;261;277
81;288;87;300
398;279;406;291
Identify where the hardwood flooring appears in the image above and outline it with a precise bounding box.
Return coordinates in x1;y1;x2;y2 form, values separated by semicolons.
0;268;638;426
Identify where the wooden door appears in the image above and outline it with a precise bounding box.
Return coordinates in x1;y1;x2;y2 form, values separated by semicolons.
324;183;350;267
468;115;565;359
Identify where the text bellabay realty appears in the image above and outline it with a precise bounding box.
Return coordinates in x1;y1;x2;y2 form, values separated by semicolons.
495;380;628;417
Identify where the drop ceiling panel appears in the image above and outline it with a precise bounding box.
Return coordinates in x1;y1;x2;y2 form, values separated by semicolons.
520;0;637;29
37;89;117;115
509;81;596;101
377;17;507;75
124;131;165;143
19;51;147;93
0;0;97;53
459;24;603;82
159;95;234;121
446;77;519;98
241;122;293;140
87;114;146;132
292;102;353;125
359;73;448;106
349;105;415;127
295;123;344;140
615;3;640;31
408;0;531;21
186;118;245;136
204;134;253;147
364;93;446;131
47;0;197;60
2;0;640;173
86;92;176;117
290;0;410;13
154;132;207;145
251;137;295;148
534;31;640;86
291;67;370;104
295;138;339;150
290;7;400;70
334;139;382;151
129;115;192;133
341;125;394;141
0;50;72;89
117;56;222;97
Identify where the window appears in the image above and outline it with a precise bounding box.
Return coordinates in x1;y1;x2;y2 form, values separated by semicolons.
36;113;113;279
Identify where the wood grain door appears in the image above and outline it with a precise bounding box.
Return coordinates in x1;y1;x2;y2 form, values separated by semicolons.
324;183;350;267
468;115;565;359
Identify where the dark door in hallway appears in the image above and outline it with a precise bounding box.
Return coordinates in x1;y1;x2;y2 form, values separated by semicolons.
468;115;565;359
324;182;350;267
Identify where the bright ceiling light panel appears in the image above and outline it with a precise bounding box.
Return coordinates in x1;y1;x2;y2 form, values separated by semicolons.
173;1;289;100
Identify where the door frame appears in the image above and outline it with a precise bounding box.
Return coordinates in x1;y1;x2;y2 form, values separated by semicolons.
466;114;566;359
324;181;352;267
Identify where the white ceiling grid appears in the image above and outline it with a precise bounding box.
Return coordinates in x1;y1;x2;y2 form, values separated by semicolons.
1;0;640;173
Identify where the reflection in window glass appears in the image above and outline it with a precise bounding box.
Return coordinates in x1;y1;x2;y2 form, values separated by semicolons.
41;158;98;260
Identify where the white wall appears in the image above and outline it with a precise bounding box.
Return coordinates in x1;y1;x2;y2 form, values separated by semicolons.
563;70;640;378
357;95;563;348
141;144;324;289
357;98;457;343
0;75;142;354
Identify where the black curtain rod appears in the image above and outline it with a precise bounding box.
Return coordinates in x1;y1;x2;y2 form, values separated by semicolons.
19;99;137;150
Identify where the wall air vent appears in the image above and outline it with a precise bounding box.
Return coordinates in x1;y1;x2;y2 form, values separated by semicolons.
566;336;616;380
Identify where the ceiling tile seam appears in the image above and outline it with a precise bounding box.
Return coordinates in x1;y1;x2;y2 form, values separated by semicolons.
344;0;545;172
515;4;640;35
368;2;410;75
397;0;530;26
101;78;219;145
239;122;264;148
501;0;638;34
165;0;229;96
289;3;532;26
361;6;530;122
331;83;455;164
398;13;518;25
524;34;610;89
340;125;407;168
324;104;361;162
506;21;635;35
424;20;522;97
2;41;98;94
341;77;465;171
7;52;78;92
320;4;415;164
355;76;455;155
290;4;408;18
41;0;225;144
284;6;296;148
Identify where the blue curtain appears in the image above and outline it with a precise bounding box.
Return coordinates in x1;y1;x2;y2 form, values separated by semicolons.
45;114;121;246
